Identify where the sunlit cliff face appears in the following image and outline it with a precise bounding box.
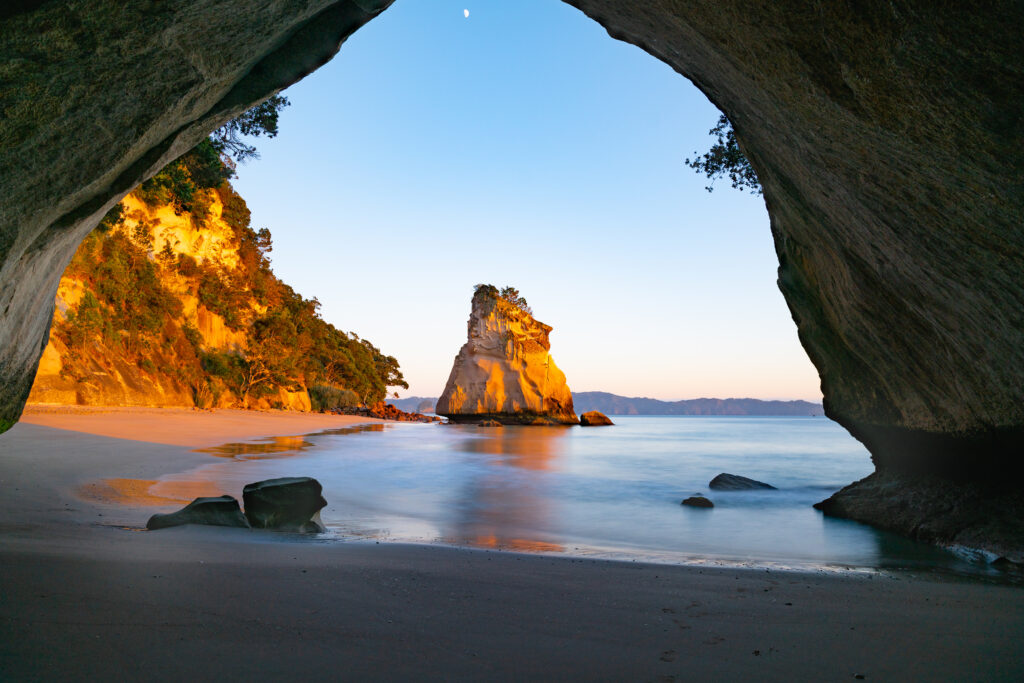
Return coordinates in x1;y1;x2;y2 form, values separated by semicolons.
436;292;577;424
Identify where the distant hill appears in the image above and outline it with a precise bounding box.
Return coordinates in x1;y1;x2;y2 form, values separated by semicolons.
389;396;437;413
573;392;823;416
395;392;823;416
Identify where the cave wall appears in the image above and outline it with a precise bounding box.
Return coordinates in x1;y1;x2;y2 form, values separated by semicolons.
2;2;1023;551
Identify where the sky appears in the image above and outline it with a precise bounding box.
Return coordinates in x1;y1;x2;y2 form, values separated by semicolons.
230;0;824;402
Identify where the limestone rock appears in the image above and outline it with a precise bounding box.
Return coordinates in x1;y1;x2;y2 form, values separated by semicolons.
242;477;327;533
708;473;776;491
579;411;614;426
681;496;714;508
815;473;1024;565
436;287;578;425
146;495;250;530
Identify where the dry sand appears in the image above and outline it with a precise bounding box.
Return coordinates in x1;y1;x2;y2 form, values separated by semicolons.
1;407;1022;681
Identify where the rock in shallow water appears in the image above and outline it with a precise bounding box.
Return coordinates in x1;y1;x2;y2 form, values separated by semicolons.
243;477;327;533
579;411;614;426
436;286;578;425
709;473;776;491
681;496;714;508
815;471;1024;565
146;495;250;530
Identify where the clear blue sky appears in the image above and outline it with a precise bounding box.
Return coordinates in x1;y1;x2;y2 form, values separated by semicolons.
230;0;823;402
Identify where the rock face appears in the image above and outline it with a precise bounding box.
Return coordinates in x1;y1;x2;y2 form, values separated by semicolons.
709;474;776;491
146;495;250;530
242;477;327;533
436;288;577;425
815;474;1024;564
25;192;312;411
579;411;614;426
2;3;1024;554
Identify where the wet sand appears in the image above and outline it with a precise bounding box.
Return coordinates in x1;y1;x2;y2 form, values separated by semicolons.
1;408;1023;680
20;404;386;447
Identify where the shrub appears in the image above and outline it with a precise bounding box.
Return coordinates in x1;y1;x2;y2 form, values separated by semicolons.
309;385;360;412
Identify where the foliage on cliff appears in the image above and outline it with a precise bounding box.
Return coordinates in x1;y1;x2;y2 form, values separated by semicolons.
685;115;761;195
48;180;404;410
473;283;532;315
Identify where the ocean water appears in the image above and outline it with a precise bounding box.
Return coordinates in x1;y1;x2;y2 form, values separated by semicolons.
150;416;985;573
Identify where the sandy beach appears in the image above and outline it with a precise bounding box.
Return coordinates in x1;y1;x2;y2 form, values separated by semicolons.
1;407;1022;680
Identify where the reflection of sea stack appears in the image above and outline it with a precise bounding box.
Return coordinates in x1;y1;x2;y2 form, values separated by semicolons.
436;285;578;425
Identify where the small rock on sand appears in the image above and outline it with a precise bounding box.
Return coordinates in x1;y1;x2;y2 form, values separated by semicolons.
243;477;327;533
146;495;250;530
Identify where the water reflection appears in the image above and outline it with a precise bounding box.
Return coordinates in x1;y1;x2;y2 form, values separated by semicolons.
446;425;569;552
195;435;315;459
78;416;1013;579
195;424;385;460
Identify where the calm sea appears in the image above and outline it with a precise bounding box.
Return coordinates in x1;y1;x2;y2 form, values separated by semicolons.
151;416;991;574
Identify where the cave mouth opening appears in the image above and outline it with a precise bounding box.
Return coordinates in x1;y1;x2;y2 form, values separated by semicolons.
29;0;823;414
214;0;822;407
6;1;1024;560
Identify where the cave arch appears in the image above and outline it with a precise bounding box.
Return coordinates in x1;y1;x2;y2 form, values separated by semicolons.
2;1;1022;557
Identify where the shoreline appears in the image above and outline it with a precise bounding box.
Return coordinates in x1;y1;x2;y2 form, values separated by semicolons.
20;403;387;447
13;406;1016;580
1;408;1023;678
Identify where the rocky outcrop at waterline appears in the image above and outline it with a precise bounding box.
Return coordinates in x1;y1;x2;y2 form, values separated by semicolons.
436;286;577;425
709;474;776;491
815;471;1024;564
579;411;614;426
2;2;1024;555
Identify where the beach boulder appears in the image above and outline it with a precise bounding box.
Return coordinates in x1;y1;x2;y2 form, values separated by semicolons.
146;495;250;530
681;496;714;508
478;419;503;427
709;473;777;491
243;477;327;533
580;411;614;426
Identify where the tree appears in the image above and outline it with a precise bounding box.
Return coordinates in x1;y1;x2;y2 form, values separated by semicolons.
136;97;290;222
498;286;531;314
685;114;762;195
473;283;532;315
240;311;298;404
210;95;290;164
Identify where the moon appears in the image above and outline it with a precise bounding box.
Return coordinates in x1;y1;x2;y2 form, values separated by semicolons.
464;9;469;18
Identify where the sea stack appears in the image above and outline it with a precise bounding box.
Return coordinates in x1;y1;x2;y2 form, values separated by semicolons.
436;285;578;425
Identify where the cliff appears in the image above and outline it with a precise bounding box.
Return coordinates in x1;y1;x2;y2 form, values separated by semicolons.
436;286;577;425
28;184;402;411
